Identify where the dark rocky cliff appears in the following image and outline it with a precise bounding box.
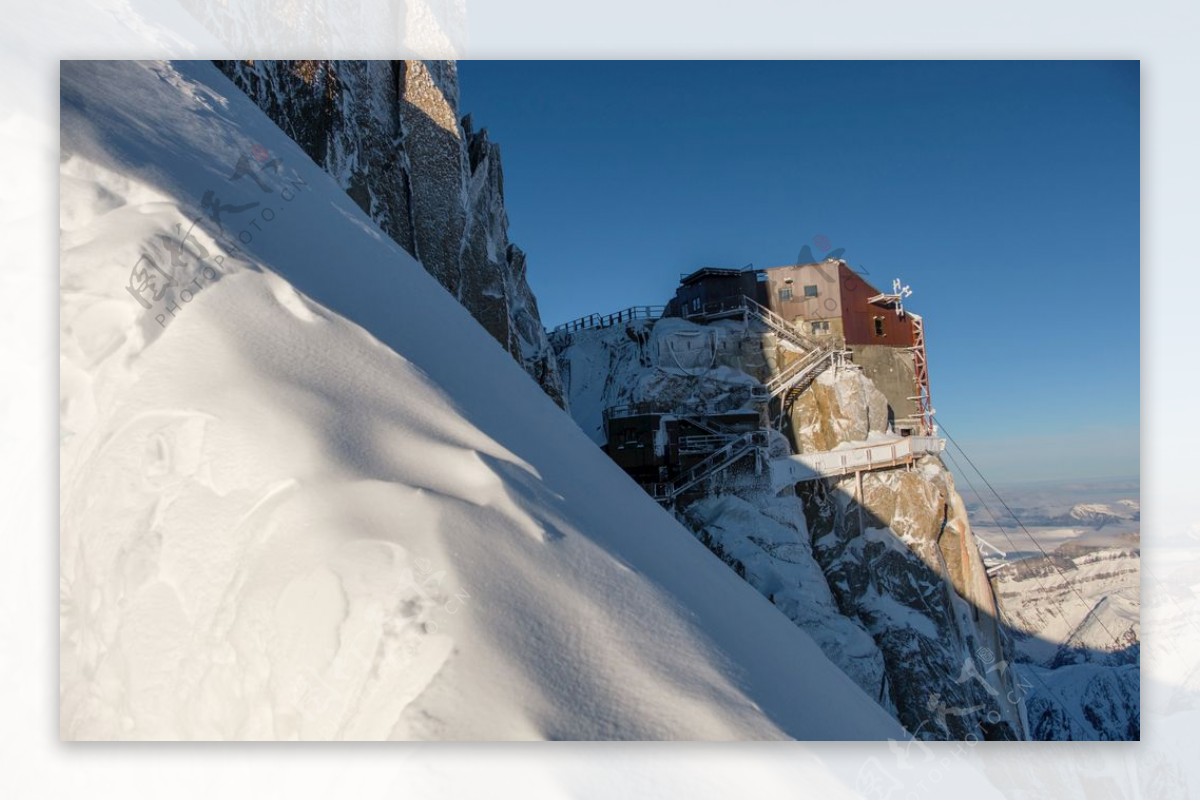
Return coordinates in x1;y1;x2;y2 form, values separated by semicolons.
214;60;565;407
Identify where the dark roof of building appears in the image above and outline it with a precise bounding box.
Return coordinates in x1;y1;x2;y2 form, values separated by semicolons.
678;266;747;286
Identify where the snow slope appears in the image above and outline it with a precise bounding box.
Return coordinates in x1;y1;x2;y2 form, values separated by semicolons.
59;60;904;741
213;60;568;406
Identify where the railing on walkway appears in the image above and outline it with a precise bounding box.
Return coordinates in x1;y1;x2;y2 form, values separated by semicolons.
765;347;839;399
770;436;946;490
677;433;739;455
602;402;758;426
681;294;822;353
552;305;665;335
665;430;770;501
602;401;674;423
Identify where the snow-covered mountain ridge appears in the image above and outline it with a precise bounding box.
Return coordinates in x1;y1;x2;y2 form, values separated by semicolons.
967;476;1141;739
993;537;1140;739
58;59;904;741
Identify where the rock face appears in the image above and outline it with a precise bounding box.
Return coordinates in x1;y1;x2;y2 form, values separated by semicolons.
797;458;1025;739
785;367;1026;738
1020;661;1140;740
214;60;565;407
552;317;1028;739
683;494;895;713
781;362;1024;738
850;344;921;427
790;368;890;453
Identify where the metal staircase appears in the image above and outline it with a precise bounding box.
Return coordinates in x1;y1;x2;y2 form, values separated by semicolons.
764;346;842;402
676;413;742;437
682;295;822;353
677;433;739;455
677;292;839;412
908;312;935;435
866;279;935;436
738;296;823;353
646;430;770;504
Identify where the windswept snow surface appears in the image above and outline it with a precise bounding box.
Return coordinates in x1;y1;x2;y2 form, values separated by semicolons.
59;60;904;741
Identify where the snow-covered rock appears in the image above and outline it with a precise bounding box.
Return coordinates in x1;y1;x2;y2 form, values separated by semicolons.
994;542;1140;668
214;59;566;407
554;317;764;446
554;318;1027;739
790;368;890;452
1020;662;1140;740
683;495;894;710
1058;502;1141;529
798;458;1025;740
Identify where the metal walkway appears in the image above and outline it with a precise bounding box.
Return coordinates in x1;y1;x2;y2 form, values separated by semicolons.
551;305;665;335
769;436;946;492
644;432;947;506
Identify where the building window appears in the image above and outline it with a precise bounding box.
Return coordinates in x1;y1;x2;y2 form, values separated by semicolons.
692;297;700;311
810;320;830;333
874;316;885;337
779;287;793;301
803;284;819;298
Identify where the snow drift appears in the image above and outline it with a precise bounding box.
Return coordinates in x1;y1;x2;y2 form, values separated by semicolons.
59;60;904;741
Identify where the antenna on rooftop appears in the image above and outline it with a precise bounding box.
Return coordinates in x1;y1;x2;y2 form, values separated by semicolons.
869;278;913;317
892;278;912;316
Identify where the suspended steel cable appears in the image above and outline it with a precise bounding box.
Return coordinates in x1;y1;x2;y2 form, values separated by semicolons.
935;427;1114;738
934;416;1131;656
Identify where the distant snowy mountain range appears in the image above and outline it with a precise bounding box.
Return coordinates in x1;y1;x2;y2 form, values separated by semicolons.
963;478;1139;532
971;479;1140;740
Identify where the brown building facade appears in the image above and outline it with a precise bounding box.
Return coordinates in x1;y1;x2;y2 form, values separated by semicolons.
761;261;916;348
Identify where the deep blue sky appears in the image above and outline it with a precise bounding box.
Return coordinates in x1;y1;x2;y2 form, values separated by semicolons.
458;61;1139;482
